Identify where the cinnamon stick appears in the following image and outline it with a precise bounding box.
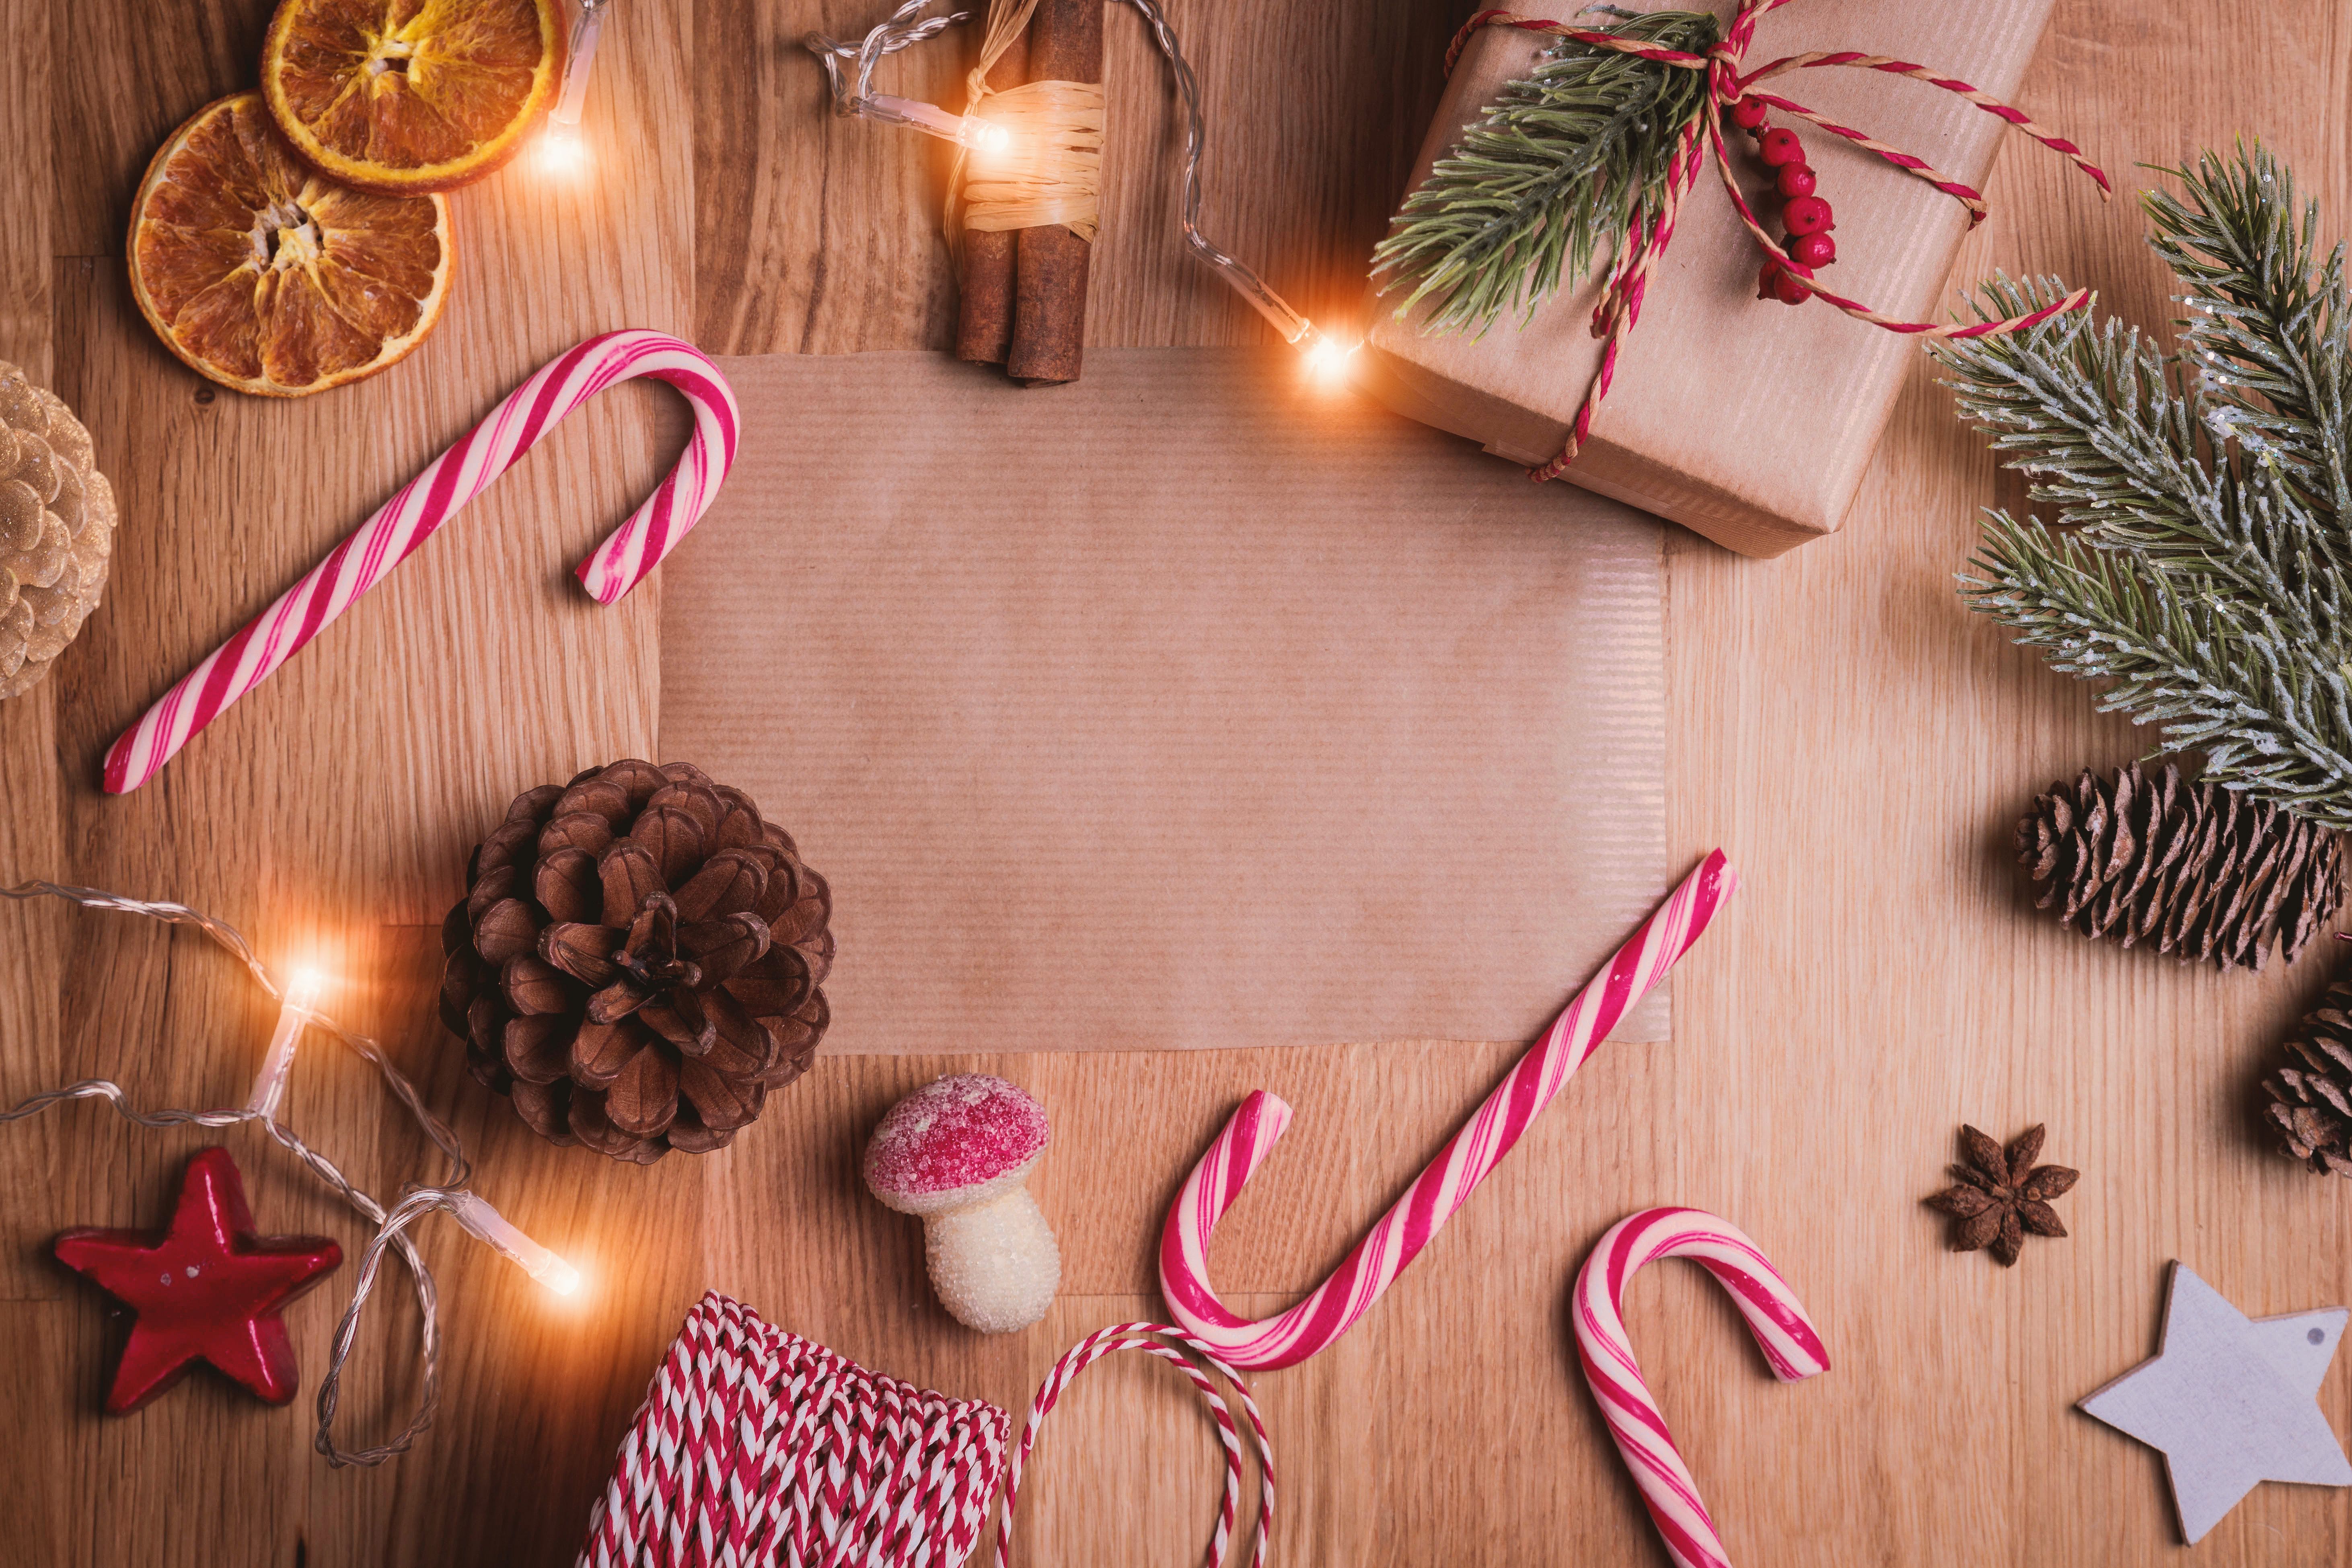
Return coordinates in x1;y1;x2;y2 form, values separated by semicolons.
954;30;1030;365
1005;0;1102;386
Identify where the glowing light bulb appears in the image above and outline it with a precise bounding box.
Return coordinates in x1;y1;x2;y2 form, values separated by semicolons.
965;118;1012;155
537;125;590;175
247;966;323;1120
1299;329;1361;387
445;1190;584;1297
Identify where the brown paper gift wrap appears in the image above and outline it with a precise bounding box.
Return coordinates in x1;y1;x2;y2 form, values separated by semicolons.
1357;0;2057;557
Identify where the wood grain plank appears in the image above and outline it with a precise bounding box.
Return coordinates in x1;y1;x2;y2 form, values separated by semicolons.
692;0;1457;356
680;0;2352;1563
15;2;703;1564
1655;6;2352;1562
14;0;2352;1563
0;0;49;366
52;0;260;258
0;0;67;1320
694;0;965;355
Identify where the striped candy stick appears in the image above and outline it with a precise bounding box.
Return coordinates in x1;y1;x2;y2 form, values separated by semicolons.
1573;1208;1829;1568
1158;849;1736;1369
102;329;740;795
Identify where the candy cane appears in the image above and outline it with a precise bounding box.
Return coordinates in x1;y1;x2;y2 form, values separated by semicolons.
101;329;739;794
1159;849;1736;1369
1573;1207;1829;1568
994;1323;1273;1568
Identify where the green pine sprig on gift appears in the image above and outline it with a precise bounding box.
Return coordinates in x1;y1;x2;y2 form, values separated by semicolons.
1370;7;1719;336
1938;142;2352;830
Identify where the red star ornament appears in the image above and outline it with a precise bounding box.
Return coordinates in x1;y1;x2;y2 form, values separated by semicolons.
54;1146;343;1413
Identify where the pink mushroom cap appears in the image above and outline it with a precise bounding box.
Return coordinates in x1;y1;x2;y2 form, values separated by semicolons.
863;1074;1051;1217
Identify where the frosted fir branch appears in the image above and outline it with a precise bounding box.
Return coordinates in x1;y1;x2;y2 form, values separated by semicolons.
1939;145;2352;830
2144;142;2352;525
1937;277;2230;549
1369;7;1718;336
1961;513;2352;827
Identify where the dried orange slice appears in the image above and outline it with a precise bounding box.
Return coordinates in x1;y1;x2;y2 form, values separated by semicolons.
261;0;563;194
128;93;454;398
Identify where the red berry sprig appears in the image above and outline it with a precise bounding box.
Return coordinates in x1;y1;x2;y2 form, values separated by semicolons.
1733;100;1835;306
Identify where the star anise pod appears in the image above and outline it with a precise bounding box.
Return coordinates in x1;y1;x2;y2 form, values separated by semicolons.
1924;1123;2079;1266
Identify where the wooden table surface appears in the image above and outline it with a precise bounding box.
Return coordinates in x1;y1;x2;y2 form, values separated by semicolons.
2;0;2347;1563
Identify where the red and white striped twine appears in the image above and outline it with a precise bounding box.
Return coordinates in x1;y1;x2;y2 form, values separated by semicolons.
103;329;740;794
577;1292;1007;1568
994;1324;1273;1568
1158;850;1737;1369
578;1295;1273;1568
1573;1208;1829;1568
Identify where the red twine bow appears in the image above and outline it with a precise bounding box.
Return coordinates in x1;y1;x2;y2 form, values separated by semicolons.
1445;0;2111;481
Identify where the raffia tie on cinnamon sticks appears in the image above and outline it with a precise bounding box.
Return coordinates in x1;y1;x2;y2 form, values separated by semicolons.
958;87;1104;238
951;0;1104;383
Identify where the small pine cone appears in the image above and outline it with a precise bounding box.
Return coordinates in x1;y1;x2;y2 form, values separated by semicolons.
0;361;117;701
2015;762;2343;974
439;759;835;1164
2263;963;2352;1176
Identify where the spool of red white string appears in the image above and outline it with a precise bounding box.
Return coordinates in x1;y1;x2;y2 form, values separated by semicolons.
578;1293;1272;1568
102;329;738;795
1573;1207;1828;1568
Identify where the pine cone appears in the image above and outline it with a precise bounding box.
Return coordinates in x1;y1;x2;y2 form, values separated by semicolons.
2015;762;2343;973
440;760;834;1163
0;361;116;701
2262;959;2352;1176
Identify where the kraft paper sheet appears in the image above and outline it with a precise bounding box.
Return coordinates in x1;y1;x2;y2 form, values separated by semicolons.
660;349;1668;1052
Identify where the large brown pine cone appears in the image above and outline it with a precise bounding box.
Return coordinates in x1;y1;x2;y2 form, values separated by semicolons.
440;760;834;1163
2263;959;2352;1176
2015;762;2342;974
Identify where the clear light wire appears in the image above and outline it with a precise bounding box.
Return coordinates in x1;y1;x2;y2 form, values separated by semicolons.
0;881;567;1467
246;968;321;1120
803;0;1333;349
805;0;975;134
1115;0;1317;345
551;0;613;131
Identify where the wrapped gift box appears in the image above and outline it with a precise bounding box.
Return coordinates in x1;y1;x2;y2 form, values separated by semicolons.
1357;0;2058;556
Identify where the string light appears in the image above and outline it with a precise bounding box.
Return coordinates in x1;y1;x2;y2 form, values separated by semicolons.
805;0;969;123
446;1190;584;1295
806;0;1362;380
1300;331;1360;387
245;965;320;1120
0;881;581;1467
536;126;591;175
862;92;1012;152
539;0;612;173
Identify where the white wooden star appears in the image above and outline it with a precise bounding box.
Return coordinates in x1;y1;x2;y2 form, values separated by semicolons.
2079;1262;2352;1543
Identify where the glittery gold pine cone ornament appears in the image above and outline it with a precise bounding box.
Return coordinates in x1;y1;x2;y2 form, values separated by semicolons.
2015;762;2342;973
0;362;115;699
440;760;834;1163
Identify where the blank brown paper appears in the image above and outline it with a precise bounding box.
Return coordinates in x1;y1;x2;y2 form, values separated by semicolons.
660;349;1667;1052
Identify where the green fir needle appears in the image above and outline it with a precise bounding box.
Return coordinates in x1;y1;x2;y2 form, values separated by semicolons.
1939;142;2352;829
1370;8;1719;337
